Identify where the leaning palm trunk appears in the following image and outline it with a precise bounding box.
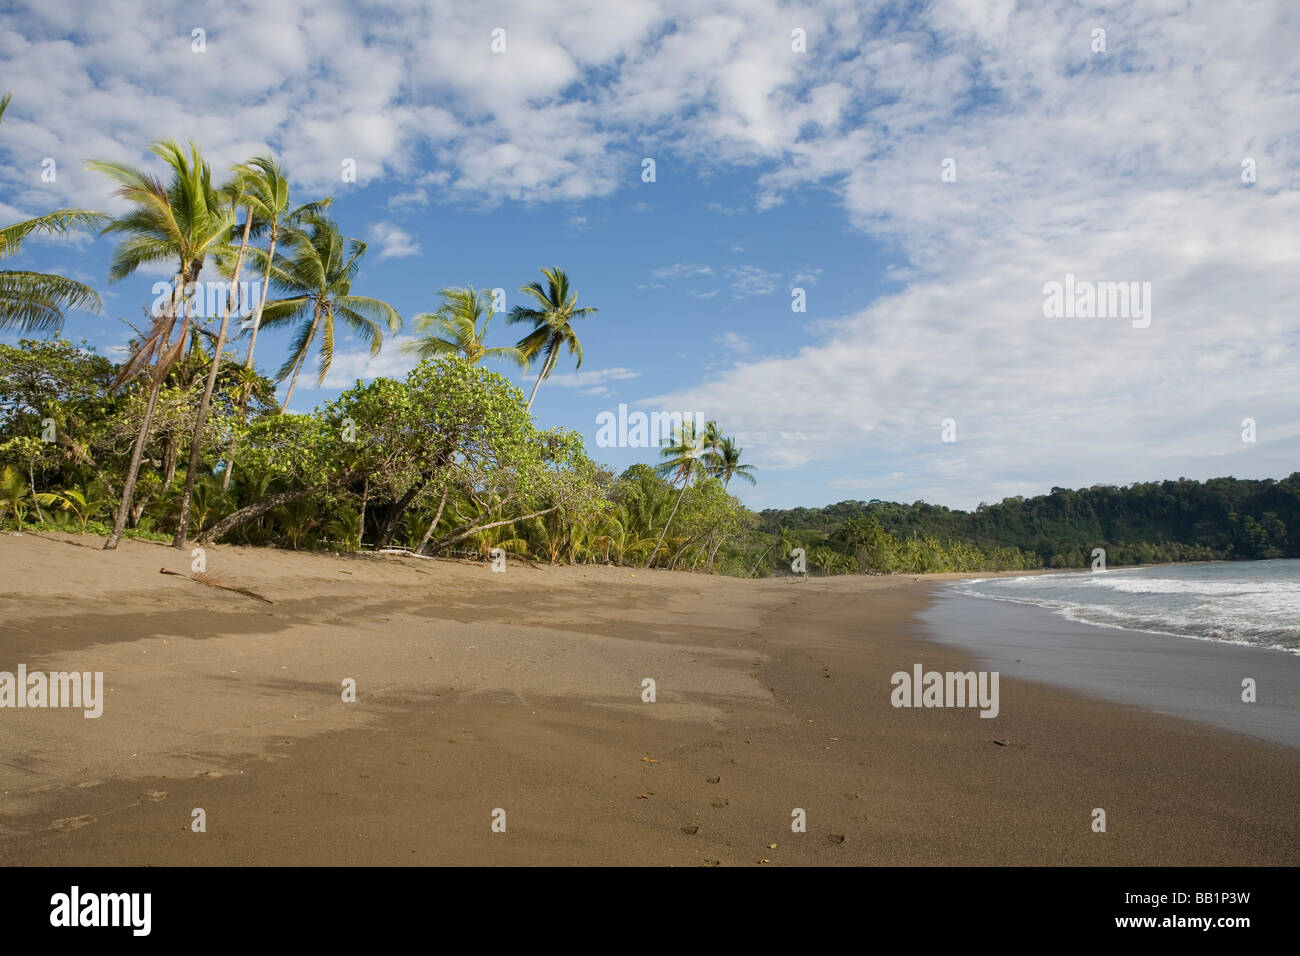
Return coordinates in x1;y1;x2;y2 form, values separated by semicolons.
281;306;321;409
424;506;558;555
524;345;558;413
645;479;689;568
707;534;724;570
27;463;43;523
357;477;369;547
416;487;450;554
104;272;188;551
198;484;326;545
223;226;279;490
103;383;162;550
173;212;253;547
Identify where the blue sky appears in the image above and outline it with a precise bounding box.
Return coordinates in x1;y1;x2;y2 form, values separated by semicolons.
3;0;1298;511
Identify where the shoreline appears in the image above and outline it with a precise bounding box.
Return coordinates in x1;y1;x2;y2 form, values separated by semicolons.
921;587;1300;749
1;532;1296;865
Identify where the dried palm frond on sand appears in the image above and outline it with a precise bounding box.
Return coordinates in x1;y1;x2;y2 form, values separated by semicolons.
159;567;273;603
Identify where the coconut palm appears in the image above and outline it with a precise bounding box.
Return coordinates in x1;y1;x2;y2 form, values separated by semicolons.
0;464;32;525
749;523;797;577
326;509;362;550
234;157;329;381
713;436;757;487
402;285;526;367
87;139;236;549
221;156;330;488
172;169;260;547
507;267;597;412
657;419;709;485
0;93;107;332
257;216;401;408
700;420;723;470
36;481;112;532
645;420;709;567
272;496;318;549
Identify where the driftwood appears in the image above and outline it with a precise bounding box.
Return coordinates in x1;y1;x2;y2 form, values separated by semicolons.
373;546;544;570
159;567;273;603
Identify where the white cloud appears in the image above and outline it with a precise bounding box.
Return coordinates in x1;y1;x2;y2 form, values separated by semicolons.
543;367;641;388
2;0;1296;505
313;336;422;391
715;332;752;355
705;201;746;215
628;0;1300;505
366;222;421;260
725;265;781;296
386;188;428;211
652;262;714;279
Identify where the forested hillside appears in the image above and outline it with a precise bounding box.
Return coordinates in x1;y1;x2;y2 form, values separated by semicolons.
758;475;1299;568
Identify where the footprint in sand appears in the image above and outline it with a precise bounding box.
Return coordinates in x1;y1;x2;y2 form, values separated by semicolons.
49;814;94;832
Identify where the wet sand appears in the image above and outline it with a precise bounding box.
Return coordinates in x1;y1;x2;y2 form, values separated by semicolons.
921;590;1300;748
1;531;1297;865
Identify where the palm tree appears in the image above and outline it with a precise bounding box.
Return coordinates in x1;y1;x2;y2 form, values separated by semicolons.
713;436;757;487
0;464;33;525
749;523;795;577
700;420;723;471
0;93;107;332
258;216;400;408
402;285;526;367
645;420;708;567
172;169;259;547
36;481;112;532
87;140;236;550
507;267;597;412
221;156;329;488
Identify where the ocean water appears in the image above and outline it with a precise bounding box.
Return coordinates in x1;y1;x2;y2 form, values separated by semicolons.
952;560;1300;655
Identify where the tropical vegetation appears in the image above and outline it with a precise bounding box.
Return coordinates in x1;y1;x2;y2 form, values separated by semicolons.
0;121;1293;576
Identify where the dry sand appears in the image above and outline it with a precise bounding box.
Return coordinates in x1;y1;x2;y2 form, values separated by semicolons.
1;530;1296;866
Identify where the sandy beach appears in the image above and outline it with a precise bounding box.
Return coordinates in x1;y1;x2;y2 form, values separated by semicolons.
1;530;1296;866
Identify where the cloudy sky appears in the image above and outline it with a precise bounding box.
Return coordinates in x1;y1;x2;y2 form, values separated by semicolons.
2;0;1297;510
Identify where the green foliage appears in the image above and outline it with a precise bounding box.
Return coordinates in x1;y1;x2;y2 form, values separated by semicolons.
507;267;597;410
402;286;525;368
755;475;1300;573
0;464;32;524
257;215;401;401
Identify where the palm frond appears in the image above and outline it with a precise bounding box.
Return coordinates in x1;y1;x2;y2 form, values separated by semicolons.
0;271;102;332
0;210;110;257
276;314;319;381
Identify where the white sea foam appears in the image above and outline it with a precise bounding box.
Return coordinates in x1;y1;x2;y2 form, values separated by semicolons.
953;560;1300;655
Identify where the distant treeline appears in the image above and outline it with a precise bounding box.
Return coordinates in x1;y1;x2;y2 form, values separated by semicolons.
755;475;1299;571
